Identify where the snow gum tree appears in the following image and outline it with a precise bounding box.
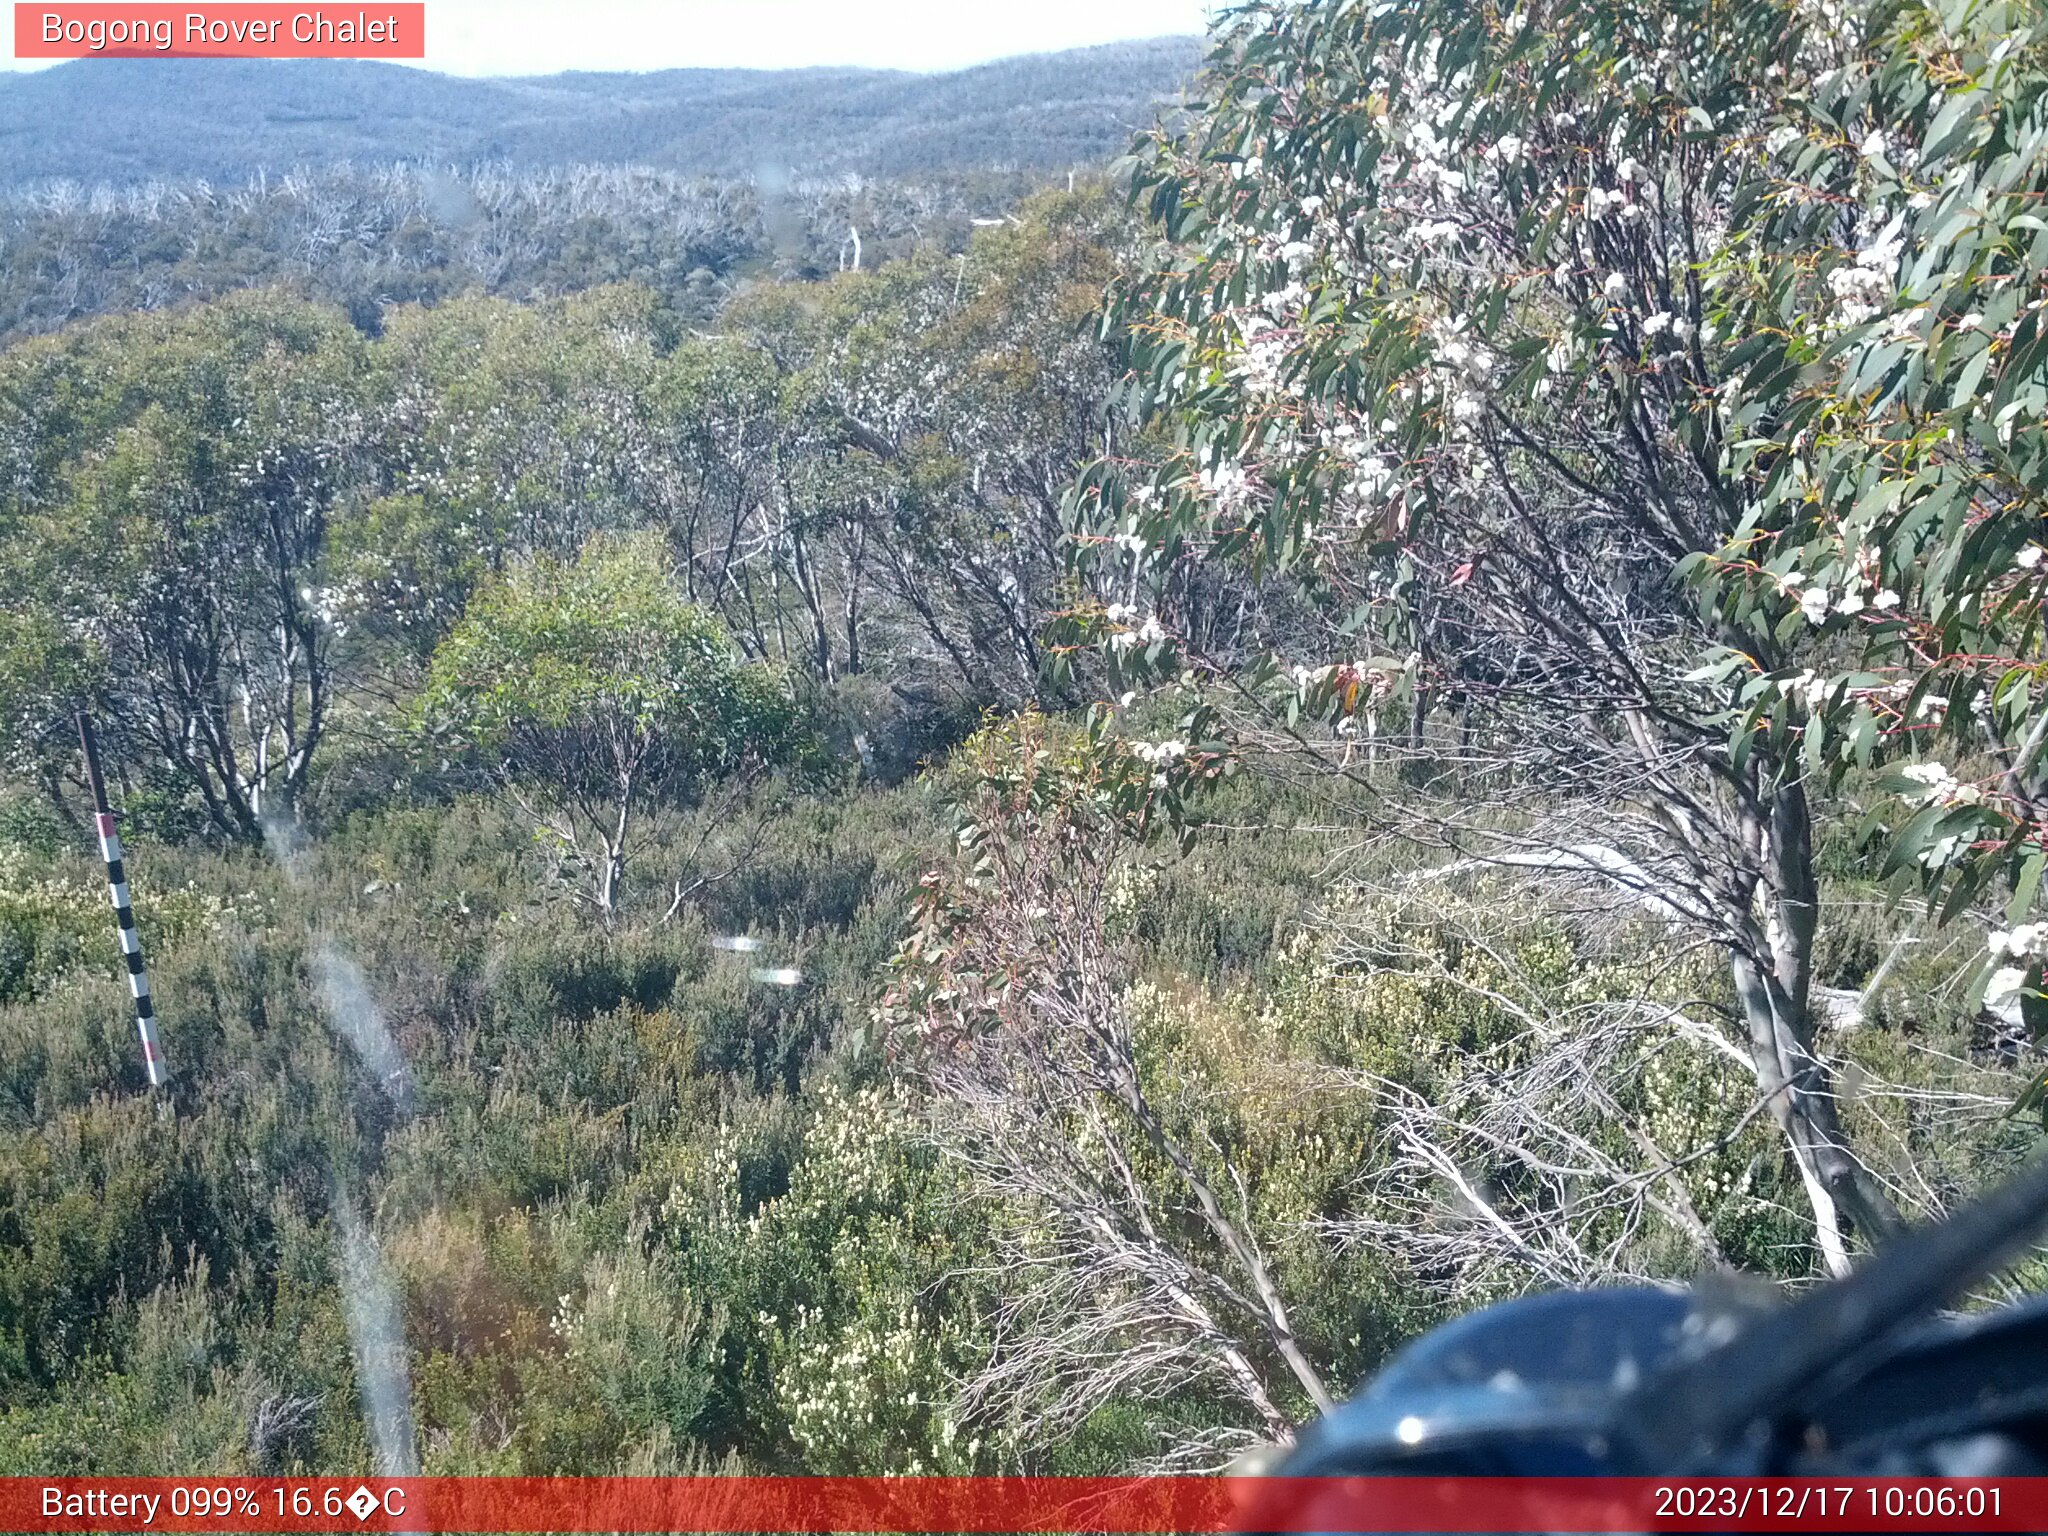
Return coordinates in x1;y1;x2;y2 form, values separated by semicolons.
0;293;379;838
1674;2;2048;1106
416;532;812;919
1074;0;1932;1273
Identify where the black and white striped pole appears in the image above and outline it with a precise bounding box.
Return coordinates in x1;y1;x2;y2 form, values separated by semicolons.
77;713;167;1088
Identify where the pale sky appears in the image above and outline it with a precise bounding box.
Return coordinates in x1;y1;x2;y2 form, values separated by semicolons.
3;1;1218;75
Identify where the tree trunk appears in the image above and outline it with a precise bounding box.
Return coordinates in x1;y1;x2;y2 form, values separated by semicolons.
1730;778;1904;1275
599;769;636;922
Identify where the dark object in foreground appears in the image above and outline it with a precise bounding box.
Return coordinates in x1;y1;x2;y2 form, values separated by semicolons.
1277;1155;2048;1481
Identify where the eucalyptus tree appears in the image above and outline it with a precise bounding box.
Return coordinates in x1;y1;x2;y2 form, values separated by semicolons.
726;190;1135;706
415;532;811;919
1074;0;1923;1272
0;292;379;838
376;287;669;572
1674;0;2048;1102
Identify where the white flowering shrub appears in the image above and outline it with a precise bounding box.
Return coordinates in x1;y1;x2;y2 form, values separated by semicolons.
0;845;249;1005
768;1299;985;1474
534;1236;724;1469
1103;860;1163;935
677;1082;996;1473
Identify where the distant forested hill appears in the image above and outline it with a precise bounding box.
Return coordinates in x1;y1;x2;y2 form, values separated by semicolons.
0;38;1201;187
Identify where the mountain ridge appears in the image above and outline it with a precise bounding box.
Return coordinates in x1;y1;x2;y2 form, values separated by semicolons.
0;38;1204;187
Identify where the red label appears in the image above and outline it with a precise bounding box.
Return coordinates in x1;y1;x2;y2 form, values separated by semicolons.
0;1476;2039;1533
14;5;425;59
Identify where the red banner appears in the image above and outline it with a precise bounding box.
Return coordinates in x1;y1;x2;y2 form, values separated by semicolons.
14;5;425;59
4;1476;2044;1532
